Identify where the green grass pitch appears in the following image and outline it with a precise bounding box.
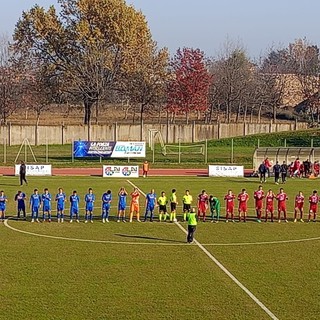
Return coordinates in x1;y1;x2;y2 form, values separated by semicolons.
1;175;320;319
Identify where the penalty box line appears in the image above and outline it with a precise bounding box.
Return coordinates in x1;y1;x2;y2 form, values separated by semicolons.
126;179;279;320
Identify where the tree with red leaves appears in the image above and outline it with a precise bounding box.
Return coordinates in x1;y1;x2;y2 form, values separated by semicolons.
167;47;212;123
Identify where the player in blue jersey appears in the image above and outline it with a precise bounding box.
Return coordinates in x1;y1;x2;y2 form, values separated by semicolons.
117;187;127;222
30;189;41;223
41;188;52;222
85;188;95;223
102;190;112;223
15;190;27;220
144;189;157;222
70;190;80;223
55;188;66;223
0;190;8;222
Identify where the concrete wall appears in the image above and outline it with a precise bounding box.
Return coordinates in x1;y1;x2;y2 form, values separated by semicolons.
1;121;308;146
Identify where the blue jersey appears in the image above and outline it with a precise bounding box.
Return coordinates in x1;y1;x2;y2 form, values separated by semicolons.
118;192;127;210
85;193;95;211
146;193;156;208
15;192;26;208
0;194;7;210
30;194;41;209
42;193;52;211
56;192;66;210
70;195;80;210
102;193;112;208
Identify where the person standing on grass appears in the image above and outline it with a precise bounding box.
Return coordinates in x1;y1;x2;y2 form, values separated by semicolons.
142;161;149;178
258;161;267;183
273;161;281;184
41;188;52;222
0;190;8;222
186;208;197;243
144;189;157;222
209;195;220;223
102;190;112;223
254;185;264;223
276;188;288;223
30;189;41;223
158;191;168;222
15;190;27;220
129;187;141;222
280;161;288;183
55;188;66;223
224;190;235;223
265;189;275;222
294;191;304;223
308;190;319;222
197;190;209;222
264;157;272;177
69;190;80;223
238;189;249;222
85;188;95;223
170;189;178;222
117;187;127;223
19;160;28;186
182;190;193;221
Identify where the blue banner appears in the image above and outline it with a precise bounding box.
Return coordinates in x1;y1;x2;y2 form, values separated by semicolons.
73;141;146;158
73;141;115;158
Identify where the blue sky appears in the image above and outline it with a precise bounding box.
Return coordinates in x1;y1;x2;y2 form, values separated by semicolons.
1;0;319;58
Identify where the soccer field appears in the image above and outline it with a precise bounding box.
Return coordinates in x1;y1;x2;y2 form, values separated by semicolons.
1;175;320;320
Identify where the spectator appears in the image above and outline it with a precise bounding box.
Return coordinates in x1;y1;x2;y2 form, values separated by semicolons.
280;161;288;184
264;157;272;177
19;161;28;186
273;161;281;184
142;161;149;178
258;161;267;183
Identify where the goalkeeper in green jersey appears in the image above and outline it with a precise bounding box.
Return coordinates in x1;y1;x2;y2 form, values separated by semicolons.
209;195;221;223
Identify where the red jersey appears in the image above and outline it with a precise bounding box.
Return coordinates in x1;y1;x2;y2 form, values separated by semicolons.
224;194;235;206
276;193;287;202
265;194;274;211
198;194;209;204
238;193;249;203
254;190;265;202
309;195;319;204
295;195;304;208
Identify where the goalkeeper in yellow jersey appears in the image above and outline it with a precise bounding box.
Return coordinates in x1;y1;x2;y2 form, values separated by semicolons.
182;190;193;221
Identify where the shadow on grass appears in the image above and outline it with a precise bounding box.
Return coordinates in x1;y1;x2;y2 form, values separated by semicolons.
114;233;185;243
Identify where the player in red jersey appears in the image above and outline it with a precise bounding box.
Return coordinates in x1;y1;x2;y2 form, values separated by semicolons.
265;189;275;222
253;185;264;223
197;190;209;222
237;189;249;222
308;190;319;222
224;190;235;223
276;188;288;223
294;191;304;223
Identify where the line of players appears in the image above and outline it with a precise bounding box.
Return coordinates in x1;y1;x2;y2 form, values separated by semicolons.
0;185;318;223
224;186;319;223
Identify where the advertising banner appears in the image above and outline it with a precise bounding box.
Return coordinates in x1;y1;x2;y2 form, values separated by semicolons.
103;166;139;178
74;141;145;158
15;164;52;176
208;165;244;177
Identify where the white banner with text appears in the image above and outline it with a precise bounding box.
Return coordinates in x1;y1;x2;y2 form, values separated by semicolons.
208;165;244;177
15;164;52;176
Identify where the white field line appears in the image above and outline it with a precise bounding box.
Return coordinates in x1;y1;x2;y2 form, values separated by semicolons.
126;179;279;320
3;219;187;246
4;216;319;248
